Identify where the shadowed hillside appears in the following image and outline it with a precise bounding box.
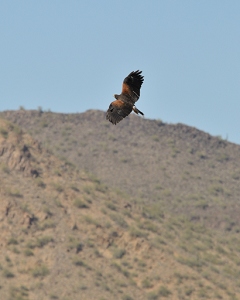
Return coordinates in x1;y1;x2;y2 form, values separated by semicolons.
1;116;240;299
2;109;240;232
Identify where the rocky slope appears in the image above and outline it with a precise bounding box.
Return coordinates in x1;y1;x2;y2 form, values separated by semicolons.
2;109;240;231
1;116;240;299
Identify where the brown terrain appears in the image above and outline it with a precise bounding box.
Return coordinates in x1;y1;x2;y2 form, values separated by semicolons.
0;109;240;300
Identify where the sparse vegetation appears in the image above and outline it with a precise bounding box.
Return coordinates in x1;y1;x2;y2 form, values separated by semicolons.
3;269;15;278
122;295;134;300
1;163;10;173
6;188;23;197
51;182;64;192
0;112;240;299
39;219;56;230
26;236;53;249
7;237;18;245
9;285;29;299
105;202;117;211
129;227;148;238
84;215;101;226
0;127;8;138
32;265;49;277
35;178;46;188
112;248;126;259
74;198;89;209
23;248;34;256
142;278;153;289
158;286;172;297
109;213;128;228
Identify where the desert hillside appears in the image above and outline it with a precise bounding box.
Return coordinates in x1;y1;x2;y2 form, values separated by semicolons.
1;111;240;300
2;109;240;231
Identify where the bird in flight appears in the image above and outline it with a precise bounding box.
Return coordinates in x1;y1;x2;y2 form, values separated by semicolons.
106;70;144;125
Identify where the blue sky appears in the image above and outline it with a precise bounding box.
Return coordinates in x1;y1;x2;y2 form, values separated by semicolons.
1;1;240;144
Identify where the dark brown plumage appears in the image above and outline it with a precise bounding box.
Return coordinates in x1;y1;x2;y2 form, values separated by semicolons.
106;70;144;125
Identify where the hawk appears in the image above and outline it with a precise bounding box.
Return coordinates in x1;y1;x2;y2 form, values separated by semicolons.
106;70;144;125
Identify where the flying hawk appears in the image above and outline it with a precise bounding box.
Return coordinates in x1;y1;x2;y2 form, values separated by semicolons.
106;70;144;125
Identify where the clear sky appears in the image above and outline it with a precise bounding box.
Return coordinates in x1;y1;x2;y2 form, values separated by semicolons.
1;1;240;144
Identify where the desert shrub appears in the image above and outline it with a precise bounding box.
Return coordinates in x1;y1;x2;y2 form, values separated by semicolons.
3;269;14;278
232;171;240;180
203;253;224;265
141;204;164;221
122;295;134;300
32;265;49;277
109;213;128;228
138;220;158;233
0;128;8;138
9;285;29;299
24;248;34;256
72;257;90;270
142;278;153;289
36;236;54;248
84;215;101;226
95;183;108;193
137;260;147;268
36;178;46;188
39;220;56;231
7;188;23;198
120;158;129;163
112;248;126;259
197;151;207;159
40;121;48;128
43;206;53;216
80;285;88;290
1;163;10;173
208;184;224;196
27;236;53;249
5;256;11;263
68;238;83;253
195;200;209;210
197;288;209;298
7;237;18;245
70;185;79;192
53;182;64;192
83;185;94;194
73;258;84;267
158;286;171;297
74;198;89;209
177;256;205;269
174;272;189;284
111;262;129;278
20;203;31;213
11;247;20;254
216;153;229;162
185;286;194;296
153;237;167;246
49;294;59;299
129;227;148;238
147;291;159;300
105;202;117;211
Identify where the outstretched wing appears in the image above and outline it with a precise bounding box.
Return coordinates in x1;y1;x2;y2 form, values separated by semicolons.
106;100;133;125
121;70;144;104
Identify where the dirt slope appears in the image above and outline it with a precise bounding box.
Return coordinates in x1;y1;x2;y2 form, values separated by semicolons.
2;109;240;232
1;117;240;299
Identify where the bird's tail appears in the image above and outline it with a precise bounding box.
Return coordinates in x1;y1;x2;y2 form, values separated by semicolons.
133;106;144;116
